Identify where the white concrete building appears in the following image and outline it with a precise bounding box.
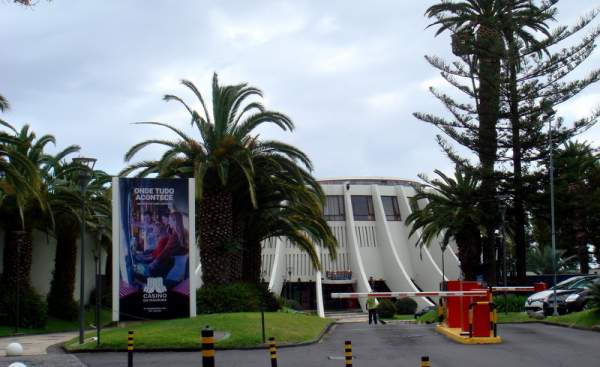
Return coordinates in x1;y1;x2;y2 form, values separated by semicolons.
261;178;461;316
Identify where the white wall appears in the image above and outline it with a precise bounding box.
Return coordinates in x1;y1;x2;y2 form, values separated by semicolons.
0;227;105;304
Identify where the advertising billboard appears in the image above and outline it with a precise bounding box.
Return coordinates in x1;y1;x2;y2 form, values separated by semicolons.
112;177;196;321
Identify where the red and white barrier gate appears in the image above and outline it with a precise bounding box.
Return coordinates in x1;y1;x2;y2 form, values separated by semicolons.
330;291;488;299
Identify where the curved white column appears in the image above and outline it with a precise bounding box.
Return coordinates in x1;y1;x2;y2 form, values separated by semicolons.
343;183;372;312
397;186;445;293
268;238;286;295
315;244;325;317
371;185;434;308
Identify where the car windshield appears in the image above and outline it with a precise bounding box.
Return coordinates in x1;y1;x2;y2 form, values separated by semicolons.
567;277;599;289
552;277;583;290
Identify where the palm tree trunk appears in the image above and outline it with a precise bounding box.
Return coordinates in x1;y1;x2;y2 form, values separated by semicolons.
47;226;79;320
242;239;262;284
199;190;235;285
1;228;33;290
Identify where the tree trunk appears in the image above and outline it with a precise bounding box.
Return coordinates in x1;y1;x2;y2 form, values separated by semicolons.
242;239;262;284
477;26;502;285
1;228;33;290
47;226;79;320
507;33;528;283
457;230;482;281
199;191;236;286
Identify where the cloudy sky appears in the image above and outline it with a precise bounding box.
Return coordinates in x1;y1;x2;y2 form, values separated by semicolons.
1;0;599;182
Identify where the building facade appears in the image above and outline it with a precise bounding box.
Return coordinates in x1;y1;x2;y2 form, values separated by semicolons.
261;178;461;315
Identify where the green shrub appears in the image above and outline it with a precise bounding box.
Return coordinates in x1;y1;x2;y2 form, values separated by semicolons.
196;282;279;313
493;294;528;313
588;282;600;309
89;286;113;308
278;297;303;311
47;293;78;321
377;299;396;318
0;285;48;328
395;297;418;314
417;309;438;324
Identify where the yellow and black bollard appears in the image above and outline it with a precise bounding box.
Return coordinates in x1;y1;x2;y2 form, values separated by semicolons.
127;330;134;367
269;337;278;367
421;355;431;367
202;326;215;367
489;303;497;337
344;340;352;367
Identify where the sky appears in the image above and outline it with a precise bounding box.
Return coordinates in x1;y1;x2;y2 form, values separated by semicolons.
1;0;599;182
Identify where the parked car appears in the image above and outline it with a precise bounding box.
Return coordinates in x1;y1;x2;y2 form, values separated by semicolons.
565;277;600;312
525;275;598;316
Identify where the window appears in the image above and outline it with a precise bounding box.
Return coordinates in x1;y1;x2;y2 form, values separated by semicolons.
324;195;345;221
382;196;401;221
351;195;375;221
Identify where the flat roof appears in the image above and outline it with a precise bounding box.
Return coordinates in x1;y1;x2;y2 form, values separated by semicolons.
317;177;418;186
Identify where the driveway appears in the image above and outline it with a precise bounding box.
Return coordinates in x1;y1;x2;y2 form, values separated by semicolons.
2;322;599;367
73;322;600;367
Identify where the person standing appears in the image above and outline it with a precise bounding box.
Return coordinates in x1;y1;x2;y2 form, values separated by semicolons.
367;296;378;325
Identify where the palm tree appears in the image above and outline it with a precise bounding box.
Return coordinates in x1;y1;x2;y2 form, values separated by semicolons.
526;245;577;275
0;94;9;112
553;141;599;274
46;159;111;320
239;148;337;283
123;73;323;285
406;168;483;280
0;125;60;291
425;0;554;283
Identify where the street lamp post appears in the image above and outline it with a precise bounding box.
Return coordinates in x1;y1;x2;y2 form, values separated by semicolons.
543;101;559;317
73;157;97;344
13;231;25;335
287;267;293;300
496;197;508;315
94;214;107;347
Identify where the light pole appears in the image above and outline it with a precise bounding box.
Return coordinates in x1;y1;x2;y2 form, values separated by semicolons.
543;101;559;317
73;157;97;344
94;214;107;346
496;196;508;314
13;231;25;335
287;267;293;300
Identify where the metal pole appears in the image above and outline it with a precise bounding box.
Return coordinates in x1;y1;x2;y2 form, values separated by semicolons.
95;241;101;346
441;247;445;290
79;185;86;344
501;210;507;315
14;232;22;335
260;302;266;344
548;108;559;317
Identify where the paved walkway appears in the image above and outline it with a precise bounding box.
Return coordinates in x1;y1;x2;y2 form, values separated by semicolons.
0;332;77;356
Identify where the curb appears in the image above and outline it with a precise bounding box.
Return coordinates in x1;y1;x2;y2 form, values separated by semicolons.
500;320;600;333
63;321;336;353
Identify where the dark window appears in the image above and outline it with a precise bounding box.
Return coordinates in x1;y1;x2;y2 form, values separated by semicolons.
324;195;345;221
382;196;401;221
351;195;375;221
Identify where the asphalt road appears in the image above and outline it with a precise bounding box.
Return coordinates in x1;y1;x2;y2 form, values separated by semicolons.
73;322;600;367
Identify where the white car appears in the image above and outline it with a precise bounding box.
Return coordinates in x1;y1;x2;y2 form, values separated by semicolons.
524;276;591;316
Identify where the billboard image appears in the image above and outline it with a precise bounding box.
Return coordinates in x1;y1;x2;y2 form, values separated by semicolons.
113;177;195;320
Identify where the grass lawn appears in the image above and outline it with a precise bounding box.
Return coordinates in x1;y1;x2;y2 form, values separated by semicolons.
0;308;113;337
416;308;600;329
545;309;600;328
65;312;332;351
497;312;536;323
